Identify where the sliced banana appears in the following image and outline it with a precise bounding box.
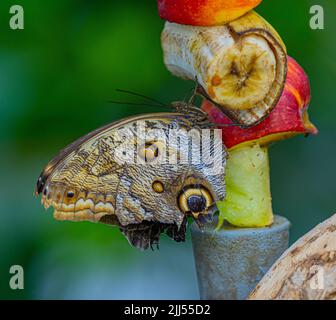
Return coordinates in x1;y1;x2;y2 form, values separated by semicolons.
161;11;287;127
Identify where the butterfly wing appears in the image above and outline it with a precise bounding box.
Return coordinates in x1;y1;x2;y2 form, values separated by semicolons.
36;117;133;224
36;113;226;249
35;113;200;226
36;114;177;223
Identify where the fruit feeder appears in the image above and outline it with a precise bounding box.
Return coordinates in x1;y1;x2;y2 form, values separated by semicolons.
159;0;318;299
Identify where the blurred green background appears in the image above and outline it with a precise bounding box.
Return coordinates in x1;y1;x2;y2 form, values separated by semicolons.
0;0;335;299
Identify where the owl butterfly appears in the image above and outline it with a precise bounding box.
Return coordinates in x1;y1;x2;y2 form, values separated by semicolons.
35;103;228;250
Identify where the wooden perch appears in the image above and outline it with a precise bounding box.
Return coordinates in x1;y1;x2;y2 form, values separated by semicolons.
249;214;336;300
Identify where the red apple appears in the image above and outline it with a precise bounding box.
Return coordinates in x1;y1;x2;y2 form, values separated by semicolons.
202;56;318;149
158;0;262;26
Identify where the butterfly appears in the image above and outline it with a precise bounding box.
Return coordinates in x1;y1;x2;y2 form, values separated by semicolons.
35;92;229;250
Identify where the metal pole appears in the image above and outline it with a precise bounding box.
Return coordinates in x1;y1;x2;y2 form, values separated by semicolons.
191;215;290;300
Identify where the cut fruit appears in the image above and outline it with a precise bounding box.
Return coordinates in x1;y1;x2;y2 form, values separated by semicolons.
202;56;318;149
161;11;287;127
158;0;263;26
202;56;318;229
217;144;273;228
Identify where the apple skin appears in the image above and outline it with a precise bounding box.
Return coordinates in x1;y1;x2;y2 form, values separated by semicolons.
202;56;318;150
158;0;262;26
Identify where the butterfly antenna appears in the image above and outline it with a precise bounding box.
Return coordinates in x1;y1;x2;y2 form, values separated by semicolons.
188;77;200;105
115;89;168;107
200;122;243;129
182;87;194;103
108;100;171;109
215;123;243;128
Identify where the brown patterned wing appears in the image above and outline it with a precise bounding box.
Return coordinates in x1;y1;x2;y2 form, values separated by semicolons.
36;123;135;224
35;113;227;250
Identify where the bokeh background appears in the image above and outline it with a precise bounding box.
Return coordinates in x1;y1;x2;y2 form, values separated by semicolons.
0;0;335;299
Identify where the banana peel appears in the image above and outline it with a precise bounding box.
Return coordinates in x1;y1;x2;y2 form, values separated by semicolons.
161;11;287;127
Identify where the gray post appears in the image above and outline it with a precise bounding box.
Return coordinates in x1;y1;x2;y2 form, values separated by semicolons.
191;215;290;300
